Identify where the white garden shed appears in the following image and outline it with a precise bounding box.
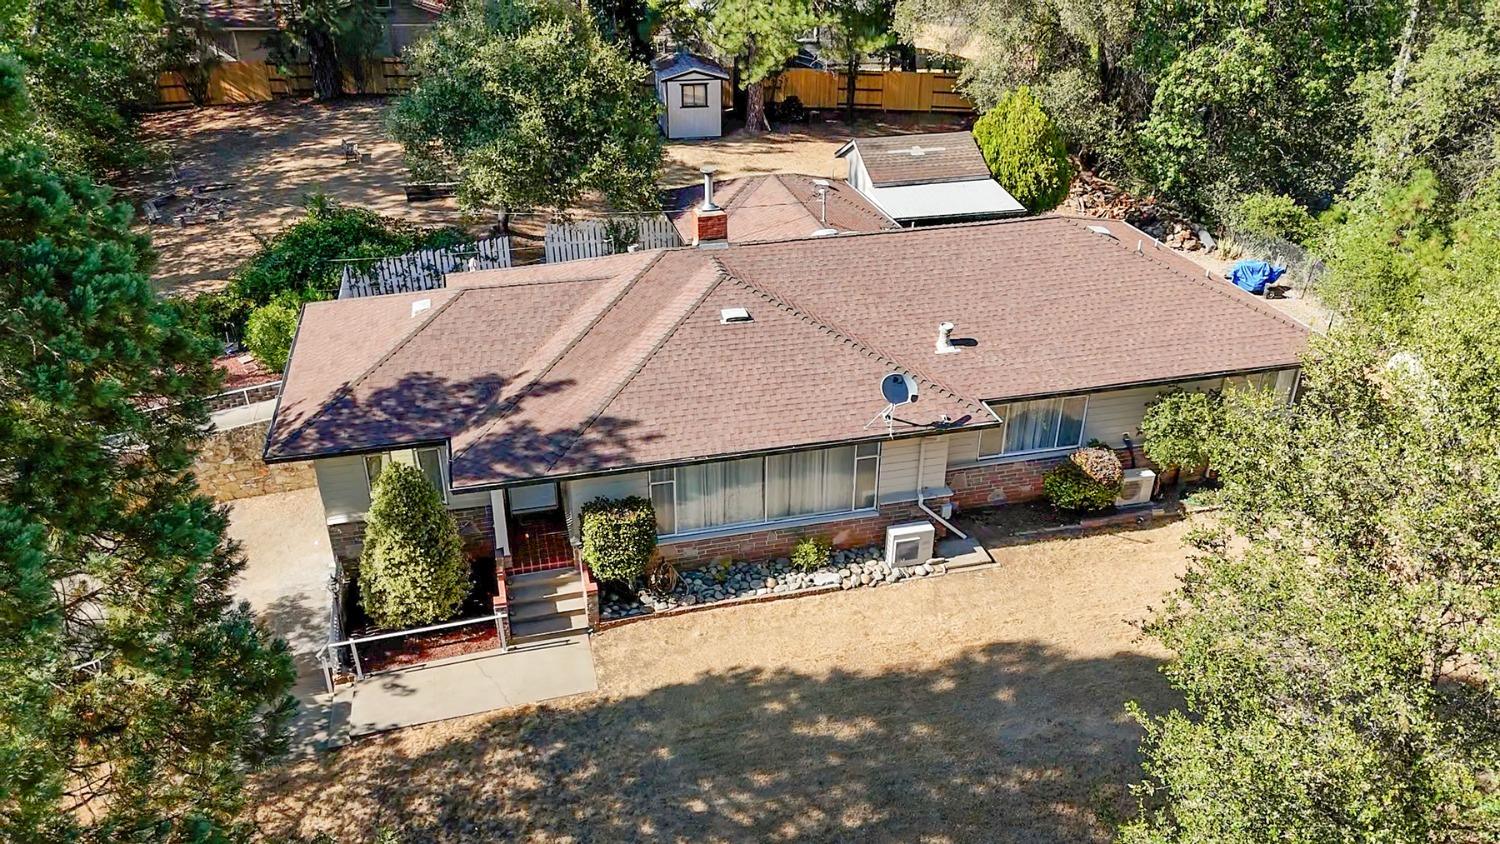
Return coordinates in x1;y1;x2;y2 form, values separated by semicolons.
654;53;729;140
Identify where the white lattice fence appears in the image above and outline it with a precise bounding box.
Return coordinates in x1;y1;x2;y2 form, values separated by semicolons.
543;217;682;263
337;237;513;299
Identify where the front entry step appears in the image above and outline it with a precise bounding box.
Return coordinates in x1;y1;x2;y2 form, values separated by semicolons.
510;611;590;640
506;567;591;642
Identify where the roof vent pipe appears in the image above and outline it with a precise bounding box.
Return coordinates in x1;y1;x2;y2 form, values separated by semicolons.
935;321;959;355
699;166;720;212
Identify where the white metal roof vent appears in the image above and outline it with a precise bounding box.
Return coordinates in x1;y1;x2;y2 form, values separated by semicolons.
719;307;752;324
935;321;959;355
811;227;840;237
894;144;945;157
410;298;432;317
1086;225;1117;239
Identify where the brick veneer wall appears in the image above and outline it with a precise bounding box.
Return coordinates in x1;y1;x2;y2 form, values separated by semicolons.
326;504;497;568
192;419;314;502
657;501;944;568
946;448;1155;510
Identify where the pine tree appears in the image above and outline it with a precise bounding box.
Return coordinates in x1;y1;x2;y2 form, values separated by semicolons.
0;57;295;842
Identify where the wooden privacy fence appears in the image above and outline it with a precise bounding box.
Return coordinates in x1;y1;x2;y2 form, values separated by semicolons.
156;59;414;107
336;237;514;299
543;217;682;263
771;68;974;114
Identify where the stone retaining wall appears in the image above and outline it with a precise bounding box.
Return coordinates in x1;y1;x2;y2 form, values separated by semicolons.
193;419;313;502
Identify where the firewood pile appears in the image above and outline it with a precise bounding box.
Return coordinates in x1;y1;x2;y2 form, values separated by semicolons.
1066;169;1212;252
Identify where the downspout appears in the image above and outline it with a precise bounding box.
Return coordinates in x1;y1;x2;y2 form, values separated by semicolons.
915;437;966;539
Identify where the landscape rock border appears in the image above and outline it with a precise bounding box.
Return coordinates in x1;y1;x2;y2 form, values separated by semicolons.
598;545;950;628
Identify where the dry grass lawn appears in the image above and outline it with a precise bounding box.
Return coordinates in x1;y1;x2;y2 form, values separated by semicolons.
247;519;1195;843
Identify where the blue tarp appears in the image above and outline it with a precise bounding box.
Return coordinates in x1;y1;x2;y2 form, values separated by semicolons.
1227;259;1286;295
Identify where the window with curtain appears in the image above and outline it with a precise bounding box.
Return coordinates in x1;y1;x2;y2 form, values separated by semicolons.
681;82;708;108
979;396;1088;458
655;444;881;537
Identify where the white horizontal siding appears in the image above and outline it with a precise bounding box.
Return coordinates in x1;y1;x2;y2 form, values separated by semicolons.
563;472;649;528
944;430;983;470
878;436;949;503
313;448;497;522
315;456;370;520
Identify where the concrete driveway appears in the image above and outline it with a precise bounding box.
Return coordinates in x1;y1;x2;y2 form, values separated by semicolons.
227;486;338;751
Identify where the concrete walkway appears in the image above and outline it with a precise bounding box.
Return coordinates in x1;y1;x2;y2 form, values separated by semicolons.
227;487;338;754
334;633;598;739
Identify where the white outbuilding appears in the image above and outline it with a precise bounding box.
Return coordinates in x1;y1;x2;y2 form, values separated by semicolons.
654;53;730;140
836;131;1028;226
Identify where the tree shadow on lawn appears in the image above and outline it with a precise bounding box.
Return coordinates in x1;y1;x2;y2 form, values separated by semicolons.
250;639;1175;843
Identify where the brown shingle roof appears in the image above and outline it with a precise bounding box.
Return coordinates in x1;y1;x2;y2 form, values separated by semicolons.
663;174;897;243
266;216;1309;489
841;131;992;187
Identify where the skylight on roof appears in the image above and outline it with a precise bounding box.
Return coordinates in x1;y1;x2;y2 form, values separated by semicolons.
719;307;752;324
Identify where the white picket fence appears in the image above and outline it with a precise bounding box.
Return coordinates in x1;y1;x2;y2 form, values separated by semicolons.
336;236;513;299
542;217;681;263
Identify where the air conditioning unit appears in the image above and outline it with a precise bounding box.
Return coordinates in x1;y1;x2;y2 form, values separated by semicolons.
885;521;935;568
1116;468;1157;508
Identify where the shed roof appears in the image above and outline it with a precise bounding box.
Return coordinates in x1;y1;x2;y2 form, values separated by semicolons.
266;216;1309;489
837;131;993;187
653;53;730;82
663;174;898;243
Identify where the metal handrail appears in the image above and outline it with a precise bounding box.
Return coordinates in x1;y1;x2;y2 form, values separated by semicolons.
315;609;509;694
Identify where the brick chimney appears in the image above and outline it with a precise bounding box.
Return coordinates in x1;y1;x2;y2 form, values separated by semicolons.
693;166;728;246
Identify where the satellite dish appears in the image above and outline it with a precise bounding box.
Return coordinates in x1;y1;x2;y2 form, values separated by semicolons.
880;373;919;405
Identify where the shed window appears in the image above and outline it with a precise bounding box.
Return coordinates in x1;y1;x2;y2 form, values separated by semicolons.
680;82;709;108
979;396;1088;458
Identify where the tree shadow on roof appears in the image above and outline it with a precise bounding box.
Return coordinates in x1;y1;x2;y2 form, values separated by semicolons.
249;638;1174;842
276;371;660;481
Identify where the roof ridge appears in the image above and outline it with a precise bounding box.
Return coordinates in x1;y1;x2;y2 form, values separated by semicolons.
451;252;667;463
544;262;730;472
1059;216;1316;333
715;260;988;418
280;289;464;453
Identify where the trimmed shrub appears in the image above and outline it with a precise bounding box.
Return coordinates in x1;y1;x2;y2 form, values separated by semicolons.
1141;389;1225;471
358;463;469;629
580;497;657;583
1043;450;1123;512
1229;191;1317;244
790;536;832;572
972;86;1074;213
1070;446;1124;487
244;299;300;371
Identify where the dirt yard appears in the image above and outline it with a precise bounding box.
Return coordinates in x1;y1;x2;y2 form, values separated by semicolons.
136;99;969;294
137;99;466;296
247;518;1194;843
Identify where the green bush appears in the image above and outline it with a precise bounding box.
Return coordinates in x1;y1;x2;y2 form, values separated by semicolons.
1141;389;1225;471
244;299;301;372
580;497;658;583
972;86;1074;213
1043;450;1123;512
790;535;832;572
1230;191;1317;243
358;463;469;629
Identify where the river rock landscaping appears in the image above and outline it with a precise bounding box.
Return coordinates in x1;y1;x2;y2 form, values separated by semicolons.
599;545;949;621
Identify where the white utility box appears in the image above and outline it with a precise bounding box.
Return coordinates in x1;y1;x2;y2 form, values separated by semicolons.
885;521;936;568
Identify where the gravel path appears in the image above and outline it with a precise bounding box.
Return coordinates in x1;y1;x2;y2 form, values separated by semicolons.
247;518;1194;843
